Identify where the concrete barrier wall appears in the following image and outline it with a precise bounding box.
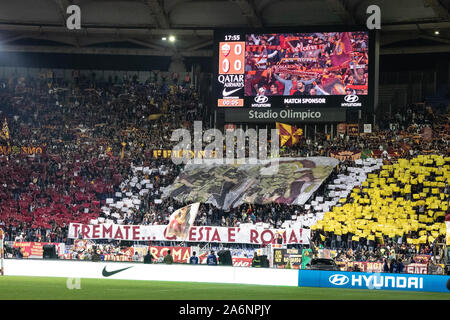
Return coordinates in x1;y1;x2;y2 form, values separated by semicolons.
4;259;299;286
6;259;448;292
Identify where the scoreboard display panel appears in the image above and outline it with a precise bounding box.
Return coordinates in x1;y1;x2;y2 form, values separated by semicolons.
213;28;376;123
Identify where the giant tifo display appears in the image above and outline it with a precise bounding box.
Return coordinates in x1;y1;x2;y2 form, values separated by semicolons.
214;29;375;123
163;157;338;209
311;155;449;247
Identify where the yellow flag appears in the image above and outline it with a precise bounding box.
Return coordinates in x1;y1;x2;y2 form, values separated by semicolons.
120;142;126;160
148;114;162;120
276;122;303;147
0;117;9;140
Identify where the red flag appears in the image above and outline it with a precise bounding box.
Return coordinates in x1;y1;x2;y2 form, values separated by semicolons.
330;32;352;67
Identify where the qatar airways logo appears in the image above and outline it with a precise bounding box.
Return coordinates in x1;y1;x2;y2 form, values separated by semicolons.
218;74;244;85
218;74;244;98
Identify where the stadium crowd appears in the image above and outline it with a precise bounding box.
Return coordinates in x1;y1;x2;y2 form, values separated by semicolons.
0;71;448;269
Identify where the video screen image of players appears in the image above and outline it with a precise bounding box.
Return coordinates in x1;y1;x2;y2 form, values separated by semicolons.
244;32;369;96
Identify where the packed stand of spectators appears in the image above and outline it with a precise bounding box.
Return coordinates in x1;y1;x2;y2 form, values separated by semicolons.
0;72;201;243
0;71;448;270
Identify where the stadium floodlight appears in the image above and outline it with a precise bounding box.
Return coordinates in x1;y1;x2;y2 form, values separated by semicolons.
169;35;176;42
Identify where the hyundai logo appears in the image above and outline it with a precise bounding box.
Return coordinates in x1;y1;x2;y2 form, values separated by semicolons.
254;95;269;103
344;95;359;103
329;274;349;286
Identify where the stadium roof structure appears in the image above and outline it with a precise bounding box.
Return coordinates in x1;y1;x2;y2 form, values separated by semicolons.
0;0;448;57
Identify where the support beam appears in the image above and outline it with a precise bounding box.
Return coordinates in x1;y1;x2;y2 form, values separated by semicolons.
184;39;213;51
381;45;450;54
167;0;233;19
53;0;81;47
126;38;171;51
0;45;212;57
145;0;171;29
381;21;450;31
53;0;71;26
380;33;421;46
0;42;448;57
380;32;450;46
27;35;79;46
326;0;356;25
0;24;214;37
356;0;450;23
0;34;28;45
230;0;263;28
418;34;450;45
423;0;450;20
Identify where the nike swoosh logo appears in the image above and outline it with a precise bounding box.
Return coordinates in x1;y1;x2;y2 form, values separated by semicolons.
102;266;133;277
222;87;243;97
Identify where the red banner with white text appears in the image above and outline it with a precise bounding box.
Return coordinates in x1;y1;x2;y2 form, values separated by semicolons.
148;246;192;263
232;257;253;267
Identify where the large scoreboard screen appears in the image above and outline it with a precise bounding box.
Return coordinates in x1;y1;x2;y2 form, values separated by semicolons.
213;28;375;123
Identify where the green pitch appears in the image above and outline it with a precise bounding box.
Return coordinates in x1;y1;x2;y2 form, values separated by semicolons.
0;276;449;300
